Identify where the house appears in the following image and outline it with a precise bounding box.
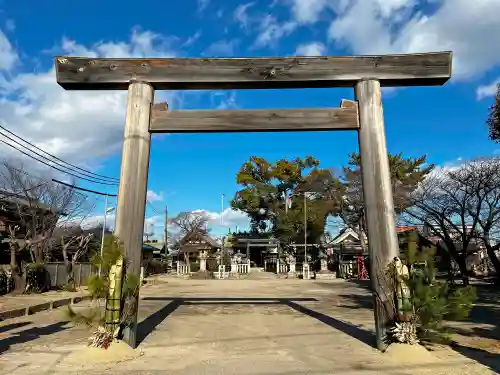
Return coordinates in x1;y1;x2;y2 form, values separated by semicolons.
143;241;166;259
330;228;367;260
226;232;278;267
174;231;220;267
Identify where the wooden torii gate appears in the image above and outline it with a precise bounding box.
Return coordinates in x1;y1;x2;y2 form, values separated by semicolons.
55;52;452;350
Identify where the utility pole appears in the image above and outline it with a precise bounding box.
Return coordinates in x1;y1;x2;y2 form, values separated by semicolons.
221;194;225;226
99;194;108;277
164;205;168;254
304;193;307;265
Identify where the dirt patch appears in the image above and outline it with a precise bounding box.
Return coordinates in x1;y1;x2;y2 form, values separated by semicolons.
59;341;143;369
385;343;438;364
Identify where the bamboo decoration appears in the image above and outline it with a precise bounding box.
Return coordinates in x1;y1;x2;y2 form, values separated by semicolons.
104;255;124;335
394;256;412;321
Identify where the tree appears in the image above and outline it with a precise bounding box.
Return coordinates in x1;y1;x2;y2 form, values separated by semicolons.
338;152;434;250
0;161;90;290
169;211;210;268
57;225;93;288
486;82;500;142
405;158;500;283
169;211;210;239
231;156;342;249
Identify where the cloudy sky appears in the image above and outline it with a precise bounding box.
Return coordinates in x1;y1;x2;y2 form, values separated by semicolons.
0;0;499;239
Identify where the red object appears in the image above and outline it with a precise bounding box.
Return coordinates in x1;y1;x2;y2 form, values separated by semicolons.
356;254;367;280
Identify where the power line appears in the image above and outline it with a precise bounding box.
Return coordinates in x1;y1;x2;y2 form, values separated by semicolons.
0;125;119;182
52;179;117;197
0;138;119;185
0;125;118;184
147;200;162;214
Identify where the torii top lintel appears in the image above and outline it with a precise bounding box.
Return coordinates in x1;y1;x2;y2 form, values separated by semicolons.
55;51;452;91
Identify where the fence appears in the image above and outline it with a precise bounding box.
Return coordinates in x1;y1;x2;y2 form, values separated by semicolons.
45;262;96;288
216;265;228;279
177;263;189;275
237;262;250;274
278;263;288;274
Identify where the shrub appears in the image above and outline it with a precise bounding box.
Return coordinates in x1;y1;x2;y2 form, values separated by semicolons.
66;234;141;348
142;259;167;277
391;232;477;343
25;263;51;293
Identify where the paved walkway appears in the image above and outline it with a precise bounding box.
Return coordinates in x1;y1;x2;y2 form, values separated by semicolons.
0;278;497;375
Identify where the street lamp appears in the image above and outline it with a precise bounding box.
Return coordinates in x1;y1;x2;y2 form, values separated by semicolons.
303;192;313;268
99;197;116;276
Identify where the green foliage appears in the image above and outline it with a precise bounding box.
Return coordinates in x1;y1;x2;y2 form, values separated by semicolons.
397;232;476;342
486;82;500;142
90;235;124;281
342;153;434;226
25;263;50;294
142;259;168;277
67;234;144;336
231;156;341;245
86;274;108;299
67;235;125;328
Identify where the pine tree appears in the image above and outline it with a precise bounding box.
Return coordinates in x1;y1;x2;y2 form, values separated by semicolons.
392;232;476;343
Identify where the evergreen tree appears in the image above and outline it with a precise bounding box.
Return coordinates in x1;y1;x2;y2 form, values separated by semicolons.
486;83;500;142
392;232;476;343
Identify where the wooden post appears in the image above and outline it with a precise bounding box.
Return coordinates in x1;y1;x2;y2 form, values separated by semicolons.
114;81;154;348
355;79;399;351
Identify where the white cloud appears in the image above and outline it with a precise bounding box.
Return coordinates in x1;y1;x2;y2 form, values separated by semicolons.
146;190;164;202
197;0;210;13
285;0;500;82
0;29;180;167
183;30;202;47
234;2;256;30
210;91;238;109
80;213;116;231
194;208;250;228
253;15;297;48
295;41;326;56
477;78;500;100
0;29;18;71
204;39;239;57
289;0;329;24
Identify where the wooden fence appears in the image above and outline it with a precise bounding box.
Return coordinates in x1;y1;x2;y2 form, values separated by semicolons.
45;262;97;288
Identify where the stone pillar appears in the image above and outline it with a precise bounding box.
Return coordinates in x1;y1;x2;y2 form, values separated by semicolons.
288;256;296;276
231;261;238;273
320;258;328;272
199;251;207;272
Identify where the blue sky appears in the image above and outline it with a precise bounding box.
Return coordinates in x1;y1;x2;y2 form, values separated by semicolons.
0;0;499;239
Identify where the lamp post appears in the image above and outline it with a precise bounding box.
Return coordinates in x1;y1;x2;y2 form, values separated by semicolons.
303;192;312;266
99;196;115;276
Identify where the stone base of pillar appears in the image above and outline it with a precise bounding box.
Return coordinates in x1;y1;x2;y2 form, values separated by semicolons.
315;271;337;280
287;271;297;278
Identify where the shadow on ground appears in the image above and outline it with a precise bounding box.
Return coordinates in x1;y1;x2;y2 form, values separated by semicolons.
0;321;70;354
448;284;500;373
137;297;375;348
450;342;500;374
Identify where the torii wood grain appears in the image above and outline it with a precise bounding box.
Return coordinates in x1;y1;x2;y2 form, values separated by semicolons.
149;107;359;133
55;52;452;90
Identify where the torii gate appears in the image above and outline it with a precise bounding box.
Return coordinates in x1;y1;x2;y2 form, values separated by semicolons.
55;52;452;350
